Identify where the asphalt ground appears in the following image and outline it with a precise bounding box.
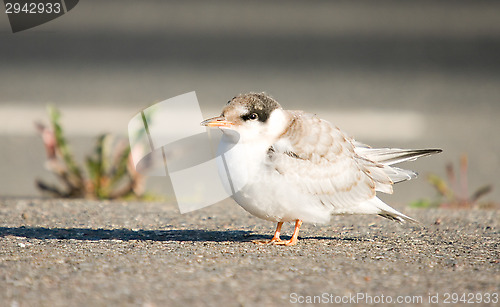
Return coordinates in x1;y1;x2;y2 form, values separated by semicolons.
0;198;498;306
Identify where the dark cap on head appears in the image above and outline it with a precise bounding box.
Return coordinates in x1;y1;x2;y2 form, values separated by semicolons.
228;92;282;123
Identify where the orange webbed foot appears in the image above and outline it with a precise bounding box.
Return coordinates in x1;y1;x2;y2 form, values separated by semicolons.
253;220;302;247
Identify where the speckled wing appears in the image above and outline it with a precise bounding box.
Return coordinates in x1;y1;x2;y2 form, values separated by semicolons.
268;111;394;211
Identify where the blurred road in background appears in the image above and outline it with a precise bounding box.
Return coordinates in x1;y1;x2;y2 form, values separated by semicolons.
1;0;499;204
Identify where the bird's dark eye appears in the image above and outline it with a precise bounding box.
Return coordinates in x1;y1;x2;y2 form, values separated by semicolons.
248;113;258;121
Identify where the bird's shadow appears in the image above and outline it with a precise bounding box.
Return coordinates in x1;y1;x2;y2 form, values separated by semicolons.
0;226;374;243
0;226;255;243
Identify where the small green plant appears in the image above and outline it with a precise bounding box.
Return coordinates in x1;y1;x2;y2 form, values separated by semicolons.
411;155;495;209
35;106;147;199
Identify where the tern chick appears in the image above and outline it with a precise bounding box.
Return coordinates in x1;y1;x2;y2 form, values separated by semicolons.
201;92;441;246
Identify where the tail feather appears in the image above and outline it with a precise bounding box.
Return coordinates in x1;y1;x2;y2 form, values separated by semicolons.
357;147;442;185
351;145;440;224
382;166;418;184
357;148;442;166
371;197;419;224
378;212;418;224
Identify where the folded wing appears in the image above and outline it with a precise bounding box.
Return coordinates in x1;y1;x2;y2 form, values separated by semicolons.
268;111;439;222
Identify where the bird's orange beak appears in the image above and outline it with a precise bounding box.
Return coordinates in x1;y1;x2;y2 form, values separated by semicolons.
200;116;234;128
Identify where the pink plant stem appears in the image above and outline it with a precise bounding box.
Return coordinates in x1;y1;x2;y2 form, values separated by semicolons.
460;155;469;206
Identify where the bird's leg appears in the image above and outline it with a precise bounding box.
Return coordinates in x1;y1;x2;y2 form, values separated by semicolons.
252;222;283;244
275;219;302;246
270;222;284;243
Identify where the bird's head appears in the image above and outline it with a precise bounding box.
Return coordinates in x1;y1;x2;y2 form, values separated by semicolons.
201;92;289;144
